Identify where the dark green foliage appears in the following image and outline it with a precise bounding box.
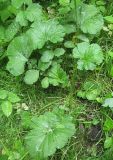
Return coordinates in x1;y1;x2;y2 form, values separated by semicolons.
1;0;113;160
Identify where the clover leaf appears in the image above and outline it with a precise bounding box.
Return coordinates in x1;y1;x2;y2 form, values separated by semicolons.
73;42;103;70
25;110;75;159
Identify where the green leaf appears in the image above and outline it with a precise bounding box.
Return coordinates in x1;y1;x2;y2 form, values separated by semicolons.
25;3;45;22
5;21;20;42
103;98;113;108
59;0;70;6
11;0;32;8
6;35;33;76
41;77;49;89
58;6;71;15
1;101;12;117
6;20;65;76
63;24;76;34
86;90;99;100
103;118;113;131
0;7;11;22
110;66;113;77
0;90;8;99
77;81;102;101
38;60;52;71
73;42;103;70
104;137;113;149
21;111;31;128
96;1;105;5
54;48;65;57
27;20;65;49
104;16;113;23
64;41;75;48
16;11;28;26
40;49;65;62
8;92;20;103
0;26;5;42
41;50;54;63
7;53;28;76
76;4;104;34
77;90;86;99
25;110;75;159
24;70;39;85
108;51;113;59
76;34;89;42
7;35;33;58
48;64;68;87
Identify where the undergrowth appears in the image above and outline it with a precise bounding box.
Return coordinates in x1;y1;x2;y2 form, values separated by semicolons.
1;0;113;160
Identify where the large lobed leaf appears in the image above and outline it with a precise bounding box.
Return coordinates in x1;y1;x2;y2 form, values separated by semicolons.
26;19;65;49
73;42;103;70
68;3;104;34
6;35;33;76
16;3;46;26
78;4;104;34
6;20;65;76
25;110;75;159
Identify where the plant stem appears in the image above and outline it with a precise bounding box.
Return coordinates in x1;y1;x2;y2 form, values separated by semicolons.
68;0;78;106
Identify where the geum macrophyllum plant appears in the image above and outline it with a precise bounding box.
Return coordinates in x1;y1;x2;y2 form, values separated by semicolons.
25;108;75;159
0;0;103;88
0;0;107;159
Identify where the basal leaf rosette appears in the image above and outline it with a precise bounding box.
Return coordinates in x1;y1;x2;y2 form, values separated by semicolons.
73;42;103;70
6;19;65;77
25;111;75;159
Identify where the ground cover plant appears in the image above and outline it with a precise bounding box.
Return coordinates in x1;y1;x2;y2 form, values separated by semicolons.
1;0;113;159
